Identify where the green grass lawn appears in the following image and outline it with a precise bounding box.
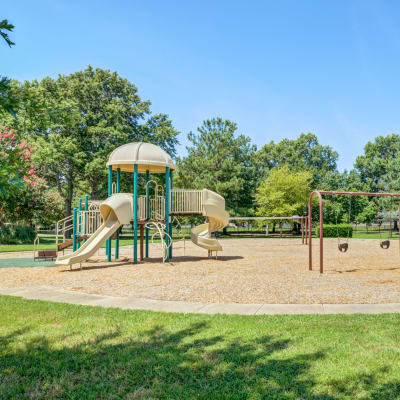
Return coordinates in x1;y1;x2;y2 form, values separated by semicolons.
1;296;400;399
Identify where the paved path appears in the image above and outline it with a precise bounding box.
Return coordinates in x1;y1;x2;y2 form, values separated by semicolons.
1;286;400;314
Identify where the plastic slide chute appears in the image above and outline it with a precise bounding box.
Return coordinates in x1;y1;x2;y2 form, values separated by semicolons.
190;189;229;252
55;193;133;267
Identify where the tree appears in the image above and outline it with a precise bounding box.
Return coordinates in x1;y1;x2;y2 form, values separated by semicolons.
2;66;179;218
0;125;64;225
354;134;400;191
256;133;338;187
0;19;15;47
0;126;33;201
255;166;312;233
176;118;257;215
382;158;400;192
0;18;18;115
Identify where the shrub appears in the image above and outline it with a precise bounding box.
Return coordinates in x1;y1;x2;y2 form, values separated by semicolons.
0;224;35;244
315;224;353;238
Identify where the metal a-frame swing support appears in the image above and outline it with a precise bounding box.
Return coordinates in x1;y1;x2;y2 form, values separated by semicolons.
308;191;400;274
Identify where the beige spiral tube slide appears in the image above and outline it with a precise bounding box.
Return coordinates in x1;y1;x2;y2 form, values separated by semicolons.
190;189;229;252
56;193;133;266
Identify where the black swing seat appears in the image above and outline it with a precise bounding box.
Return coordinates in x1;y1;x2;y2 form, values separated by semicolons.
380;240;390;249
338;243;348;253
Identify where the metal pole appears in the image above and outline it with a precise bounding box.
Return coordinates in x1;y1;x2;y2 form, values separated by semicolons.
398;198;400;255
106;166;112;262
72;207;77;252
301;217;304;244
77;198;82;249
165;167;170;262
145;170;150;258
308;191;326;273
305;215;308;244
84;194;88;244
133;164;138;264
115;168;121;259
319;195;324;274
169;169;173;259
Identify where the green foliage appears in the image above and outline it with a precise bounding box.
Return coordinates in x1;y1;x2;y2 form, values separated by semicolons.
0;126;32;200
0;19;18;115
0;77;19;116
176;118;257;214
355;201;377;225
256;133;338;186
315;224;353;238
0;19;15;47
255;165;312;217
355;134;400;191
0;224;35;244
382;157;400;192
2;66;179;217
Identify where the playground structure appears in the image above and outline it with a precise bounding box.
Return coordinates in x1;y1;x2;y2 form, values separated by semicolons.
308;190;400;273
55;142;229;268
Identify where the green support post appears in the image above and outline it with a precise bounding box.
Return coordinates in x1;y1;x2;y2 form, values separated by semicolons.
84;194;88;244
72;207;77;252
106;166;112;262
169;169;173;259
165;167;170;262
77;198;82;249
145;170;150;258
133;164;138;264
116;168;121;259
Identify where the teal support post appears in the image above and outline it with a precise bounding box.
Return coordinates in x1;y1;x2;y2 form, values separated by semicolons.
165;167;170;262
77;198;82;249
169;169;173;259
145;170;150;258
133;164;138;264
106;166;112;262
115;168;121;259
84;195;88;244
72;207;77;252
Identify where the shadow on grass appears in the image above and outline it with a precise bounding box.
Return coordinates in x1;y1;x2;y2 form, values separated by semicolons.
1;322;400;399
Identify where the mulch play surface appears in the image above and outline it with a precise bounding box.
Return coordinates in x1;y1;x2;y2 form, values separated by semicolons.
1;238;400;304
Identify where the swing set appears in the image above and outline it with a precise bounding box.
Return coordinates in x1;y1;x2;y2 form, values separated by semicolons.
308;191;400;273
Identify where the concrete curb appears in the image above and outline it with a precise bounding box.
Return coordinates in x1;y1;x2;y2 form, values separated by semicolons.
1;286;400;315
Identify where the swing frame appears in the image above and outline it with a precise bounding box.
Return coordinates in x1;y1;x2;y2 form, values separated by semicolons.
308;191;400;273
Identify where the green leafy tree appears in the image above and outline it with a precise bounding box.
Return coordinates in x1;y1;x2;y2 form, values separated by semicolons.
176;118;257;215
355;134;400;191
255;166;312;232
0;18;19;115
256;133;338;187
3;66;179;218
0;126;33;202
0;19;15;47
382;158;400;192
355;200;377;226
0;125;64;225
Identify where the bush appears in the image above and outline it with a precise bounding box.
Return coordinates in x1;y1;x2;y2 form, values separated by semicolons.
315;224;353;238
0;225;36;244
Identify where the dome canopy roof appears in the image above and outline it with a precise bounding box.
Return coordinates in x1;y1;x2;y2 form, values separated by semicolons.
106;142;176;173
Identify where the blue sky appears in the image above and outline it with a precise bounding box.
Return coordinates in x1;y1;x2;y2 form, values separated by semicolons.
3;0;400;170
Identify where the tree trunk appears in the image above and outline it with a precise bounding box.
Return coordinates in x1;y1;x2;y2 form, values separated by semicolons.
394;220;399;232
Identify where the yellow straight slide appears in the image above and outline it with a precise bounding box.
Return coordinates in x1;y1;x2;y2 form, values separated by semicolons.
56;193;133;267
190;189;229;252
